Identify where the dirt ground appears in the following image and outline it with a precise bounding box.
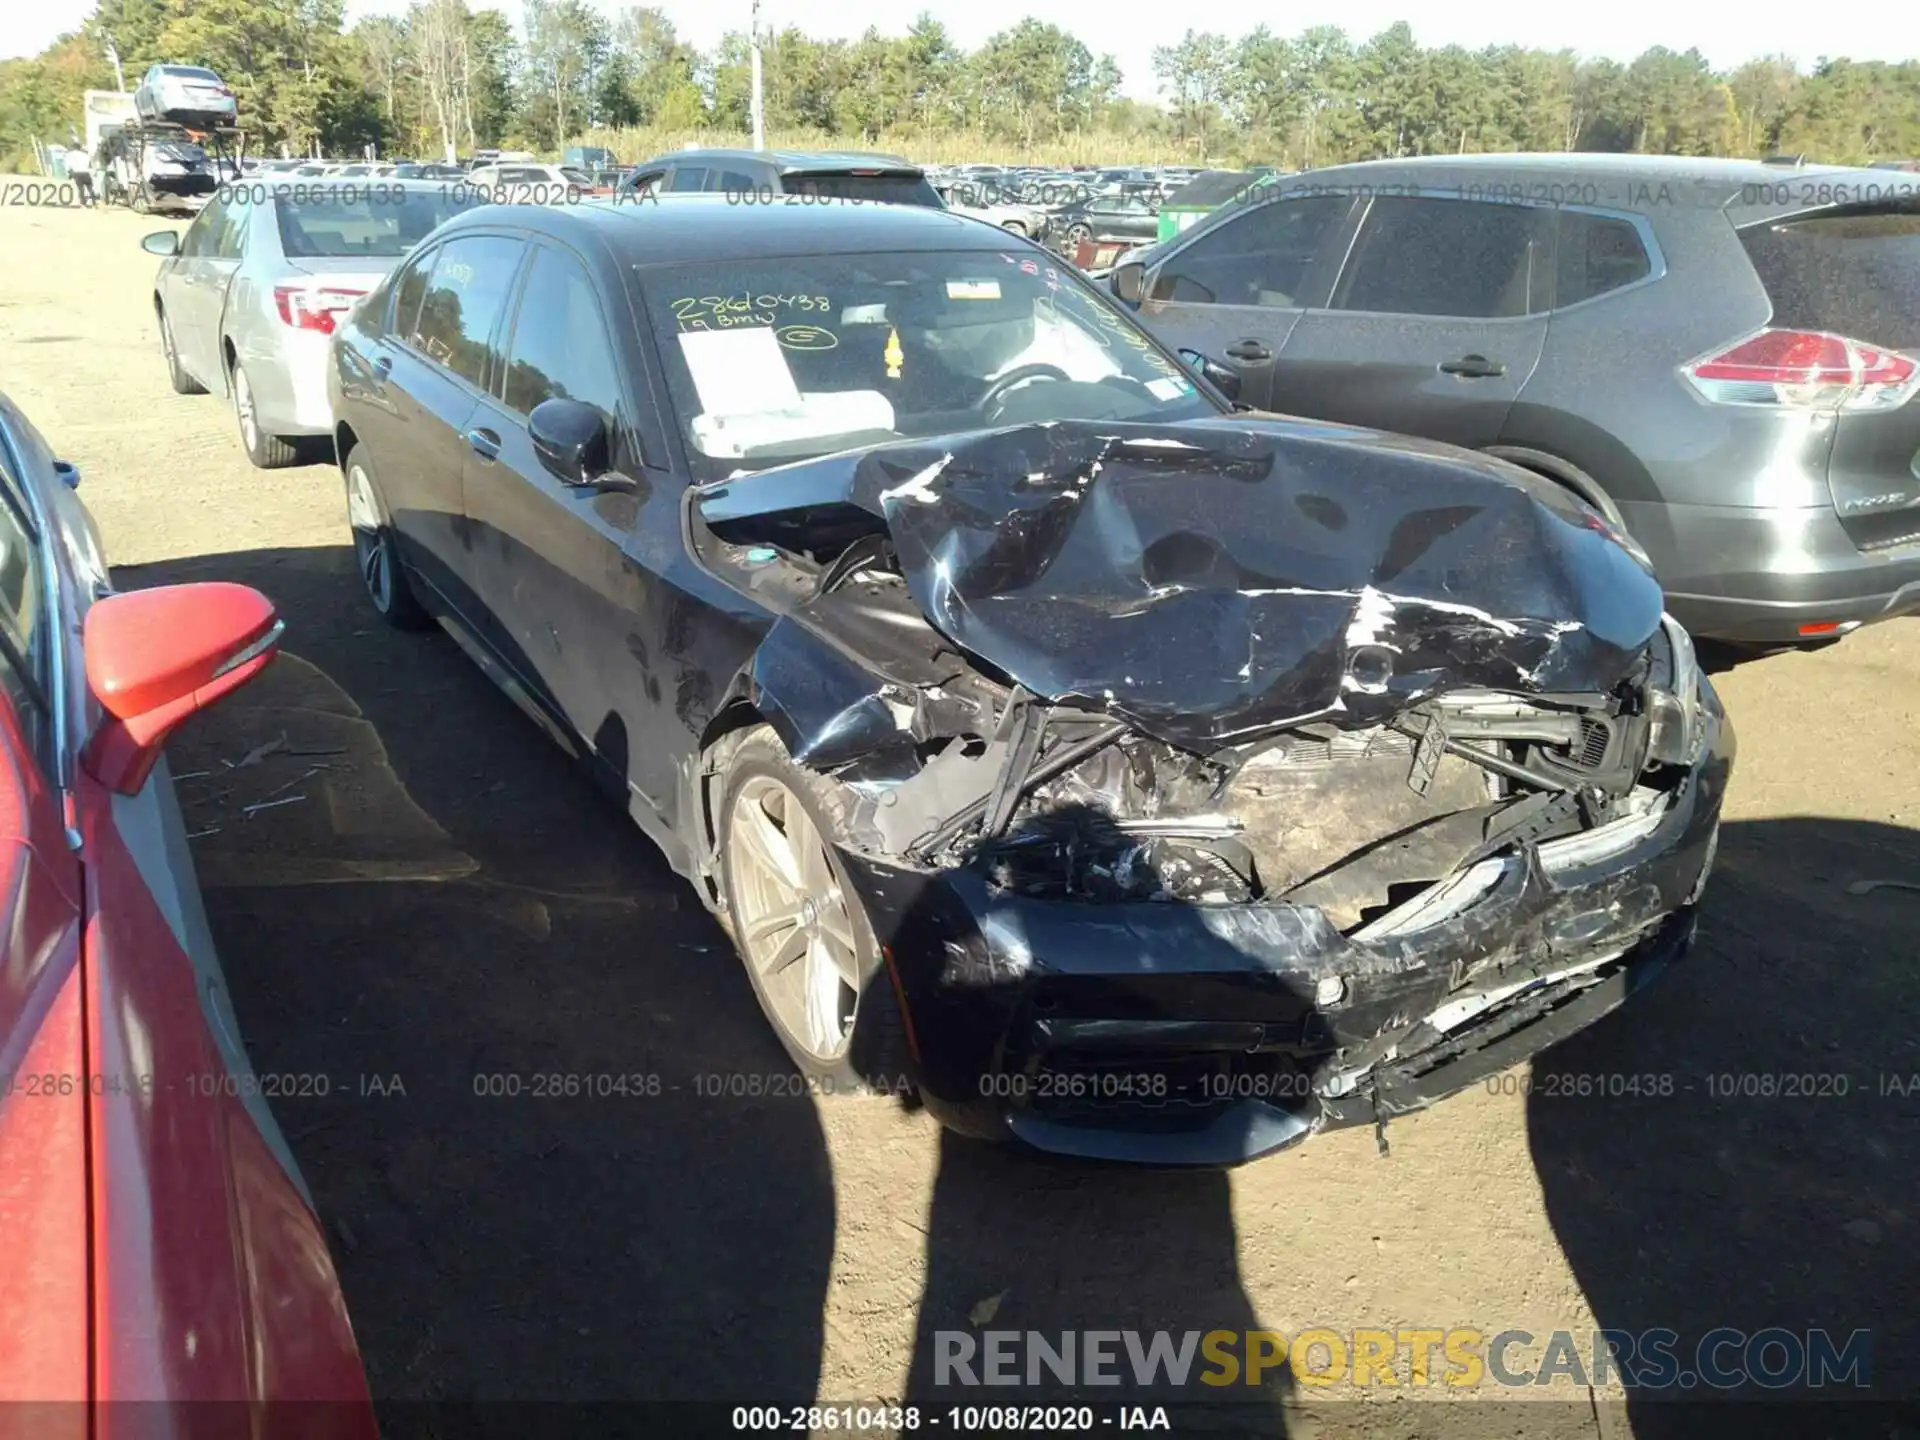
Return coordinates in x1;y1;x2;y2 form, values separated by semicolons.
2;199;1916;1437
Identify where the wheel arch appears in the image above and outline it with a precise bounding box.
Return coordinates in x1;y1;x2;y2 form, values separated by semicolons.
1481;444;1627;531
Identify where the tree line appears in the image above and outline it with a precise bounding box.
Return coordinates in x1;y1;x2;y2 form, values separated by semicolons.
2;2;1916;171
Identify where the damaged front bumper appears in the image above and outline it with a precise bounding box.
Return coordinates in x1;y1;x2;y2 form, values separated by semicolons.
840;695;1732;1168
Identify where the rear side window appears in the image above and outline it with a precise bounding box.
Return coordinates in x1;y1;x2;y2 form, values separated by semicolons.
1555;211;1652;307
1332;197;1550;318
668;166;709;193
392;248;433;337
410;234;525;388
716;169;758;194
785;172;942;206
1151;194;1349;308
1739;205;1920;352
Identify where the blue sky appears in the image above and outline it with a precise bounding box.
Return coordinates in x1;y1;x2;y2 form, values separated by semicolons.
5;0;1911;102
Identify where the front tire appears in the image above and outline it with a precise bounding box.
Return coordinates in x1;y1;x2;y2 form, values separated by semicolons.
1067;222;1092;245
343;444;430;629
231;360;298;468
718;726;912;1091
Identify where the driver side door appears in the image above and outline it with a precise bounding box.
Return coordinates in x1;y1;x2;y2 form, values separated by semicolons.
164;198;229;388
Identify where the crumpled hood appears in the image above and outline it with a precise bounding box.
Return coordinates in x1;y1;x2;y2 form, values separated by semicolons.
699;417;1666;750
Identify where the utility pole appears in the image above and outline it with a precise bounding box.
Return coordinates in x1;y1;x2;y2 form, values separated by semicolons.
104;36;125;92
749;0;764;151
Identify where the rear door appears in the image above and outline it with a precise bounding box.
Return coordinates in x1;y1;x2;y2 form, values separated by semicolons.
1274;194;1555;447
1136;191;1357;409
166;197;231;384
1735;201;1920;550
379;231;529;623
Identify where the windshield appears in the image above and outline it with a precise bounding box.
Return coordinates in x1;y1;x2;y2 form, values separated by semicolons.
275;187;484;257
641;249;1218;478
559;166;595;185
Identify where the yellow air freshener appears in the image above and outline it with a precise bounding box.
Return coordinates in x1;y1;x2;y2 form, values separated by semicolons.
885;328;904;379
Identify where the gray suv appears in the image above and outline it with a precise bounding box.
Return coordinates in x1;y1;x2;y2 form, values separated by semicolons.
1113;155;1920;645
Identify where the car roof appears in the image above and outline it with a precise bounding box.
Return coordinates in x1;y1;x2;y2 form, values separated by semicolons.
639;148;917;172
1299;151;1870;192
442;193;1024;265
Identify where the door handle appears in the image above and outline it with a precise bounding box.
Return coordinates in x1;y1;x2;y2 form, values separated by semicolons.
1439;354;1507;378
1225;340;1272;362
466;427;500;461
372;353;392;379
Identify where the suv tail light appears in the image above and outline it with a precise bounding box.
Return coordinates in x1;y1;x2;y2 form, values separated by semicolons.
1684;327;1920;412
273;285;367;335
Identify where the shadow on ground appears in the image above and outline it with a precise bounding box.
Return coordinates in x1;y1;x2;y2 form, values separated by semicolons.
1530;816;1920;1436
123;545;1293;1433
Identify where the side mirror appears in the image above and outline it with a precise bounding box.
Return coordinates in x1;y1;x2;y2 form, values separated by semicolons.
53;459;81;490
141;230;180;256
528;397;636;494
1111;261;1146;306
1178;348;1243;403
81;583;283;796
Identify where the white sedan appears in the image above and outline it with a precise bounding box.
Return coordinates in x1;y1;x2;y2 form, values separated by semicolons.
134;64;238;129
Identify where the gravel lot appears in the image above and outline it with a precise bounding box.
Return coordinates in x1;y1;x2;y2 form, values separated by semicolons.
3;199;1916;1437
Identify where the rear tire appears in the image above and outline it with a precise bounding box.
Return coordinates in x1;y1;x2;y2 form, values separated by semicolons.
717;726;913;1092
158;307;205;395
343;444;430;629
232;360;299;468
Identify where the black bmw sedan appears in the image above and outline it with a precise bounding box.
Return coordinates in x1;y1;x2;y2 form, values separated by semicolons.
327;197;1734;1167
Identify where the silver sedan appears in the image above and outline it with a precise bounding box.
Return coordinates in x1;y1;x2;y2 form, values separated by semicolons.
140;177;482;467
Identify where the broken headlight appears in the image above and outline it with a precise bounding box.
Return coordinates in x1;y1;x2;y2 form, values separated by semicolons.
1644;613;1704;768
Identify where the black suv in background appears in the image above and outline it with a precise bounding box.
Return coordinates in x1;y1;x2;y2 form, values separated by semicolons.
615;149;944;207
1116;155;1920;645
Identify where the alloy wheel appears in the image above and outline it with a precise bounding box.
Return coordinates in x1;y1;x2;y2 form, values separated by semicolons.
346;462;392;610
234;366;258;451
728;774;863;1061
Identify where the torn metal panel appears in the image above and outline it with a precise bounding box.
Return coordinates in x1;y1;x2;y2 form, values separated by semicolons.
739;615;924;771
699;417;1665;752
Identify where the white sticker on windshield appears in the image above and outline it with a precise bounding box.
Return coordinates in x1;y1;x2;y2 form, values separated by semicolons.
947;280;1001;300
677;327;802;417
1147;376;1194;400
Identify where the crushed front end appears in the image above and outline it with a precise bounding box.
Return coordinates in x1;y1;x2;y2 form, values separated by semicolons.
695;418;1736;1165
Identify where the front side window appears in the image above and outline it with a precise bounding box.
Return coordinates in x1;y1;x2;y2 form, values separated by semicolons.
668;166;709;193
641;249;1218;478
1331;196;1550;319
502;246;624;429
180;199;226;258
409;234;524;388
1151;194;1349;308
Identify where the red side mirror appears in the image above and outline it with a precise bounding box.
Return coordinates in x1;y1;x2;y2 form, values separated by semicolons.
81;583;283;795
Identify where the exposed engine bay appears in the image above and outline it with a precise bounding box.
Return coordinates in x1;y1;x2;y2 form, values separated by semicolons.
698;417;1707;934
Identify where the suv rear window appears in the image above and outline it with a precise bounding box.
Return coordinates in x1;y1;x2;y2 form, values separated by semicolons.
784;172;942;207
1738;204;1920;351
